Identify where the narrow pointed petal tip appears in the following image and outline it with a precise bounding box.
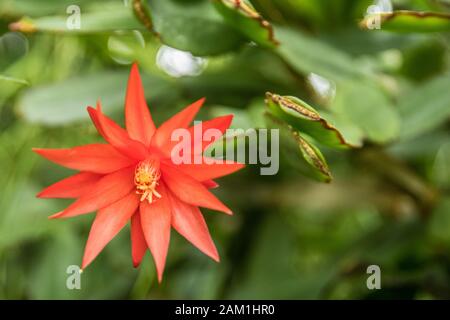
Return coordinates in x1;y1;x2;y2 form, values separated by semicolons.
223;207;233;216
130;61;139;76
198;97;206;105
211;253;220;263
215;203;233;215
37;189;55;199
32;148;50;159
81;261;89;270
132;260;141;268
36;188;48;198
48;211;63;219
202;180;219;189
215;114;233;128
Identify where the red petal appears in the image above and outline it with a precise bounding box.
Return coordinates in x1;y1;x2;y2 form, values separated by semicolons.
131;212;147;267
87;103;107;137
161;163;232;215
87;104;148;161
202;180;219;189
168;191;219;262
82;192;139;269
37;172;101;199
151;98;205;149
140;184;171;282
50;167;135;219
189;115;233;154
125;63;155;146
165;159;244;181
33;144;134;174
162;114;233;156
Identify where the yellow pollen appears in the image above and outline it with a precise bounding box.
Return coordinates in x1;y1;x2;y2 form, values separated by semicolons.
134;158;161;204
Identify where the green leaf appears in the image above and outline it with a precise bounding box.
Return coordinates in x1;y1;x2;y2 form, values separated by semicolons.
320;112;365;149
275;26;369;83
361;11;450;33
17;71;175;125
213;0;278;48
399;73;450;140
265;92;359;149
148;0;245;56
10;5;142;34
0;0;92;17
331;81;400;144
266;112;332;183
180;47;300;106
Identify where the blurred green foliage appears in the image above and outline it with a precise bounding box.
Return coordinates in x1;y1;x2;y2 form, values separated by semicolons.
0;0;450;299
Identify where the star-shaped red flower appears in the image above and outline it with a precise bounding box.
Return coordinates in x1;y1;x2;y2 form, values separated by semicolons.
33;64;244;282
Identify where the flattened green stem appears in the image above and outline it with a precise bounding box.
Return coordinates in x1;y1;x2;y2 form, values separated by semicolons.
266;92;320;120
266;92;358;149
266;112;332;183
292;130;332;180
214;0;279;46
132;0;156;34
360;10;450;32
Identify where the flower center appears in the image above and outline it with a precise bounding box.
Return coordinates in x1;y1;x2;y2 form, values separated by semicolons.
134;158;161;203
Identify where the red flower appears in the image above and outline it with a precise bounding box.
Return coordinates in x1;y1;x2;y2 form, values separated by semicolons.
33;64;244;282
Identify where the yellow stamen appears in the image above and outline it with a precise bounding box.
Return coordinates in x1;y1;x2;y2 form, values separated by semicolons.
134;158;161;204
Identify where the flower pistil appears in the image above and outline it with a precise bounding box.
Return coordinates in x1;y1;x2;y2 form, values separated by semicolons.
134;158;161;203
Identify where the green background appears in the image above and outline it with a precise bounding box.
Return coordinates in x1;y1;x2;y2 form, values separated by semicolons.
0;0;450;299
